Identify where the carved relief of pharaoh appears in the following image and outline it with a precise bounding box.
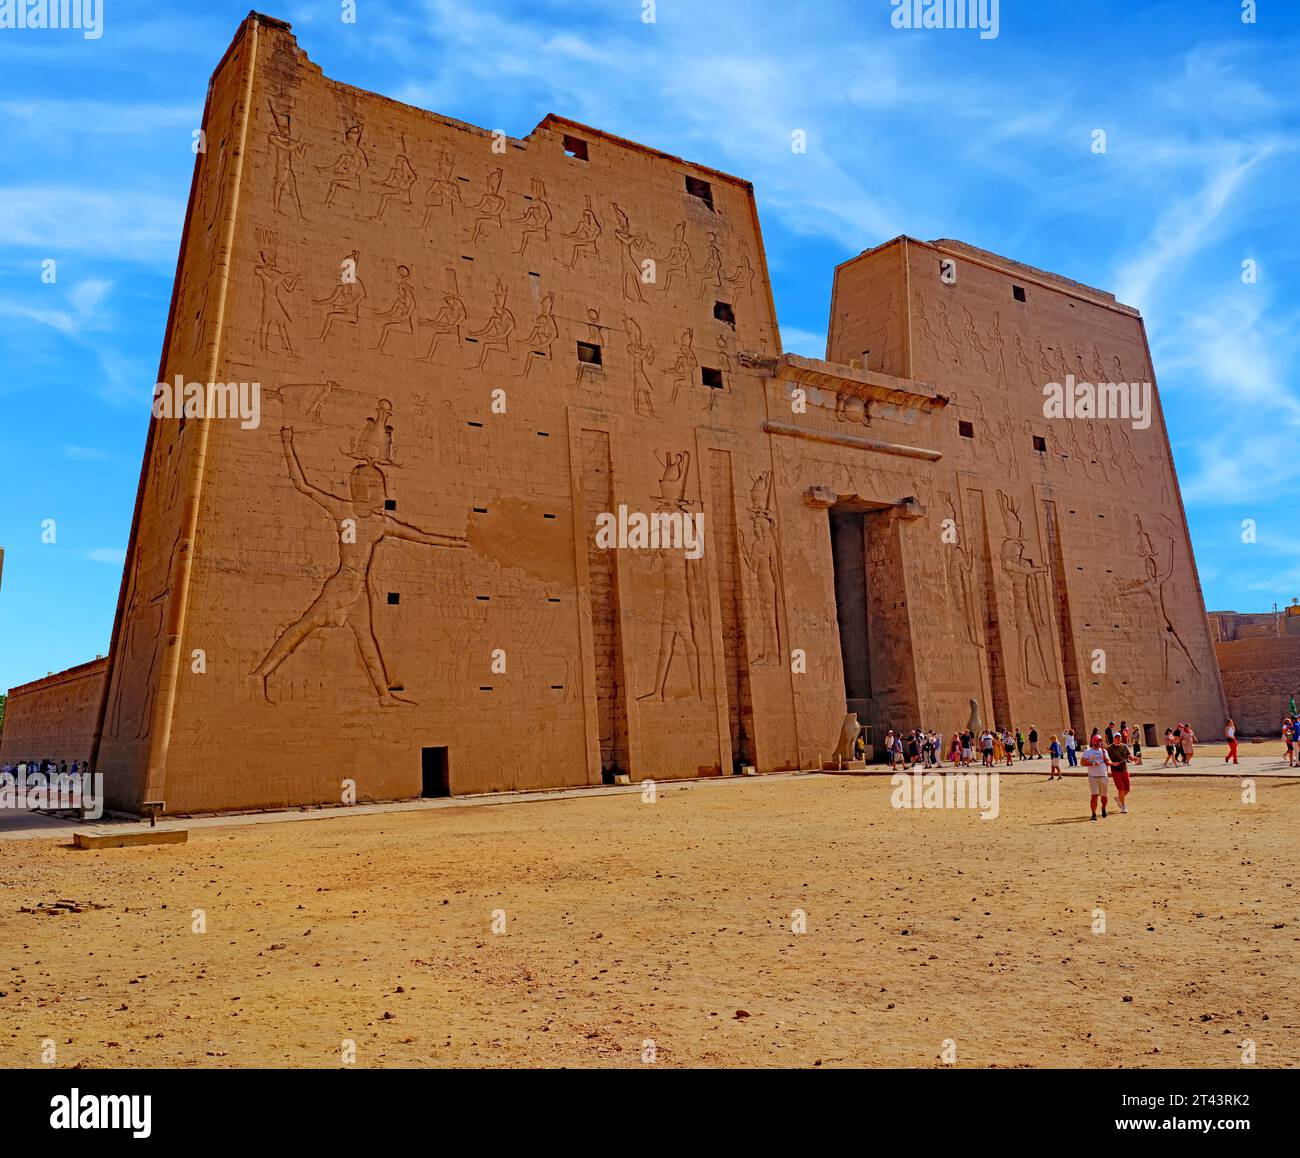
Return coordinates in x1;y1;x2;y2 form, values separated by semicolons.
254;248;301;358
612;202;650;302
315;250;367;342
518;293;559;378
469;280;515;370
661;220;691;293
468;167;505;243
421;148;462;227
368;132;417;222
996;490;1052;689
319;116;368;208
375;263;417;354
668;328;697;403
418;273;466;364
515;176;552;255
625;314;657;417
739;472;781;666
638;451;706;702
250;406;468;706
564;196;602;268
267;100;306;220
696;231;724;301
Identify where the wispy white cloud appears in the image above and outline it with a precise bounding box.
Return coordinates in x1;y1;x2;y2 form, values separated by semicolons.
1114;146;1272;313
1158;294;1300;426
0;277;113;338
0;100;194;135
95;348;152;408
0;277;145;407
70;278;112;316
0;186;181;262
1180;432;1300;506
62;445;109;461
392;0;904;248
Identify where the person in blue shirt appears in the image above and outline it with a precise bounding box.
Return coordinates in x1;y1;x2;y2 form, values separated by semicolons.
1048;734;1063;780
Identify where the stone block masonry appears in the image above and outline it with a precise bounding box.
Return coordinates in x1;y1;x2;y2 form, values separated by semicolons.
11;12;1224;815
1214;636;1300;736
0;658;107;768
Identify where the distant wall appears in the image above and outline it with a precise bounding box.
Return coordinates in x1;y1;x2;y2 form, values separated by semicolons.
1214;637;1300;736
0;659;107;766
1209;608;1300;642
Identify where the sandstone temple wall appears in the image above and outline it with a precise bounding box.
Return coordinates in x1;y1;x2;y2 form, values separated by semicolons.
1214;637;1300;736
826;237;1226;743
74;13;1228;814
0;659;108;767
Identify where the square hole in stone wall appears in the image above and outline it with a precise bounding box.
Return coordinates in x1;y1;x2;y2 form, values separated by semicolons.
702;366;724;389
959;420;974;438
563;135;588;161
577;341;602;366
685;175;714;209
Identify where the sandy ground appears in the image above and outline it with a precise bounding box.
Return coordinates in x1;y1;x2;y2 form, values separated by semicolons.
1;772;1297;1069
1187;738;1286;761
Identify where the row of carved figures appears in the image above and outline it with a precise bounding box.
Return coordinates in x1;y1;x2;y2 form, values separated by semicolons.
254;103;759;300
913;292;1146;390
931;488;1201;692
234;239;743;417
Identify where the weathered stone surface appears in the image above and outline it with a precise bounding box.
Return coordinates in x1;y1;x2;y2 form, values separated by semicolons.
0;659;106;767
73;830;188;850
1214;635;1300;736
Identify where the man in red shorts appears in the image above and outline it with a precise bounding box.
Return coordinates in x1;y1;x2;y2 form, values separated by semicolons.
1106;734;1132;814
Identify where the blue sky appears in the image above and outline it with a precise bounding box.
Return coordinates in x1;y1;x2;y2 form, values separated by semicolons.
0;0;1296;691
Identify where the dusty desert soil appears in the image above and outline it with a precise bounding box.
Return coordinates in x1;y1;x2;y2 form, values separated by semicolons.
1;773;1297;1068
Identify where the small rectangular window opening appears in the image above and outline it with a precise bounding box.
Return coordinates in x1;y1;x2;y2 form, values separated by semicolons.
1032;435;1047;453
701;366;724;389
685;175;714;209
563;135;588;161
959;420;974;438
713;301;735;327
1013;285;1027;302
577;341;602;366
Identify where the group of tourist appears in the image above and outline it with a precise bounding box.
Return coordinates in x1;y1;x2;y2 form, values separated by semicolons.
1160;723;1199;767
1282;715;1300;767
874;718;1229;821
879;720;1150;774
1;758;92;779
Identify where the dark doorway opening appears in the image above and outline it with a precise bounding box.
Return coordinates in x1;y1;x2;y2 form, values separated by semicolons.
827;500;919;755
830;509;871;712
421;747;450;798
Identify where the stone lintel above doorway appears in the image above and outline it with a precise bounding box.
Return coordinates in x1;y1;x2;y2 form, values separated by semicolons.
805;486;927;519
765;352;950;413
